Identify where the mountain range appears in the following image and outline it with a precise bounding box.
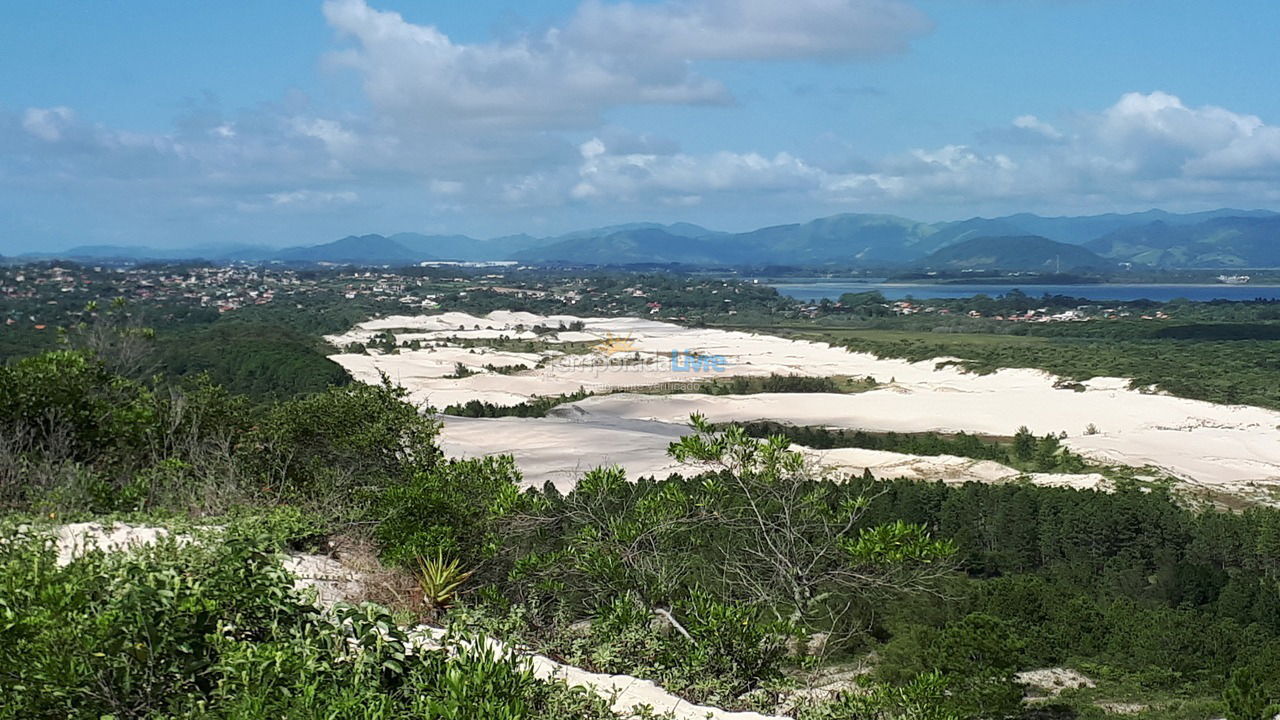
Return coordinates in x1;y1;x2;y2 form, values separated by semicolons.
20;209;1280;270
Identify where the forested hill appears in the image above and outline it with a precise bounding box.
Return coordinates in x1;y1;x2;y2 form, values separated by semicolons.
920;235;1113;271
1086;215;1280;268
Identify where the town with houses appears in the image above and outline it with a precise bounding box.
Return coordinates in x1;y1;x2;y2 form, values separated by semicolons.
882;299;1172;322
1;262;1182;336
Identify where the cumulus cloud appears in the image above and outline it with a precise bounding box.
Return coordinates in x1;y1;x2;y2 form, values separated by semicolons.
22;107;76;142
2;0;934;241
320;0;929;134
494;92;1280;214
1087;91;1280;181
572;145;827;201
1012;114;1063;140
322;0;728;133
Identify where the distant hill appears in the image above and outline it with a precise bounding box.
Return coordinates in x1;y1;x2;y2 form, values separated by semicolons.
921;235;1112;272
57;245;161;261
517;211;1280;268
1086;216;1280;268
724;213;939;264
546;222;717;244
981;209;1279;245
48;243;274;262
28;208;1280;269
274;235;426;264
481;234;549;259
522;214;950;265
388;233;479;261
924;217;1031;250
515;228;735;265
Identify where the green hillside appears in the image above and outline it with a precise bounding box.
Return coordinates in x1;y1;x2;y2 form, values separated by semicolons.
921;234;1112;271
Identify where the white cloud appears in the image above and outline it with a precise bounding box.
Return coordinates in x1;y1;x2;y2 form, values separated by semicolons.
567;142;832;204
8;0;1280;260
501;92;1280;214
22;107;75;142
428;179;465;195
2;0;937;245
291;117;358;153
1083;91;1280;182
320;0;929;135
321;0;729;133
267;189;358;207
1012;114;1062;140
579;138;607;160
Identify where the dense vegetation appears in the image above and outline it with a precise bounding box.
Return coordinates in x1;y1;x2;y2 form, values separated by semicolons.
442;375;876;417
823;331;1280;409
11;261;1280;410
157;323;349;399
719;291;1280;410
0;524;622;719
4;345;1280;717
919;235;1110;272
863;480;1280;718
728;421;1093;474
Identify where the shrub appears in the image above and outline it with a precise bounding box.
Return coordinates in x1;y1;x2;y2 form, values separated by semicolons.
374;455;522;568
239;377;441;510
0;350;157;464
0;525;620;720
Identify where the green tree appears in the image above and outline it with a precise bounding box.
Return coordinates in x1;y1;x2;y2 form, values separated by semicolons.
0;350;156;462
240;376;440;511
1224;667;1280;720
1010;426;1035;463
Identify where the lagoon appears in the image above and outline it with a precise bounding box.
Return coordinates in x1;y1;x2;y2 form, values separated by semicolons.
769;281;1280;303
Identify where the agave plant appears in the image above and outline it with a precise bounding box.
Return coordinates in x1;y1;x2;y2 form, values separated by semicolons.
415;551;475;612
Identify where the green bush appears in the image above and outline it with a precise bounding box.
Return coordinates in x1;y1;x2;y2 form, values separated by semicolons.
0;350;157;463
239;377;441;509
0;525;621;720
374;455;522;568
0;526;315;717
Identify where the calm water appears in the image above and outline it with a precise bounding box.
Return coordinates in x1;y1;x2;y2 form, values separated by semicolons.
769;281;1280;303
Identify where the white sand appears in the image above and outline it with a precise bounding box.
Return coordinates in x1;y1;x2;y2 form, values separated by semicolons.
570;390;1280;499
1016;668;1096;698
329;312;1280;503
402;625;791;720
440;416;689;490
440;415;1111;493
53;522;180;566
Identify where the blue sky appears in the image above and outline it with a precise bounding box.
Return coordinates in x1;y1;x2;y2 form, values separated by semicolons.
3;0;1279;251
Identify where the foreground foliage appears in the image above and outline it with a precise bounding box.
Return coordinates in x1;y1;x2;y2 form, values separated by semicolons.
0;525;620;720
5;346;1280;718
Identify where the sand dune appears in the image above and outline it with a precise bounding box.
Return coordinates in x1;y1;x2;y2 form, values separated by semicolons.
439;415;1111;493
329;311;1280;503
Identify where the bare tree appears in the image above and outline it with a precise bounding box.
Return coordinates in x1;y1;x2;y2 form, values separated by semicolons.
63;298;159;380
